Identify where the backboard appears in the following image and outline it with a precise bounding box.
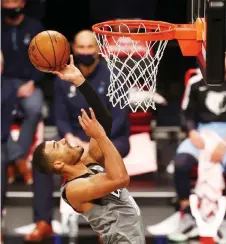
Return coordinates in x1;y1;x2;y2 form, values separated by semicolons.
191;0;225;85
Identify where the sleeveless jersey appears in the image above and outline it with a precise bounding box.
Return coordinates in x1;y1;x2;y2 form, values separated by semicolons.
61;163;146;244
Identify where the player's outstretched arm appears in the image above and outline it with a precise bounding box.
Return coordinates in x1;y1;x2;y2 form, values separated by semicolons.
53;55;112;136
66;108;129;204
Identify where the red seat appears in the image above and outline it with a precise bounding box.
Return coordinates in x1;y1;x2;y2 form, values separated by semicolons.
128;111;152;134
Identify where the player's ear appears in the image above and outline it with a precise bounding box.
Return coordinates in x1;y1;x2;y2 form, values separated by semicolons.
53;160;64;172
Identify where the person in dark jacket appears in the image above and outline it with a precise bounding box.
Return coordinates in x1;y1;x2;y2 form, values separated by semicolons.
1;0;44;185
54;30;130;157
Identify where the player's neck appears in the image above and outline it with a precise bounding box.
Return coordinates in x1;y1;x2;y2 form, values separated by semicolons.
62;162;91;181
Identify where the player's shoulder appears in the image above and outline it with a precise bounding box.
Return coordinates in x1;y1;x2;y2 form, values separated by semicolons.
65;176;90;195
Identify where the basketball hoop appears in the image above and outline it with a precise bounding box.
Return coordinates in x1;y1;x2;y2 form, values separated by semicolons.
92;19;203;112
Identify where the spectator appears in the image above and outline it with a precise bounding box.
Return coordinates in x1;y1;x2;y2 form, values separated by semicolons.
24;29;130;241
55;29;130;157
1;0;44;184
1;50;17;241
168;66;226;242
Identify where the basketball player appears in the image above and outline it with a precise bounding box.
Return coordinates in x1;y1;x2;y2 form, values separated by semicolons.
168;58;226;242
32;55;146;244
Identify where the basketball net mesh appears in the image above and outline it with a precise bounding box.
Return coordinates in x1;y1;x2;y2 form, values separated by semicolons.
94;24;169;112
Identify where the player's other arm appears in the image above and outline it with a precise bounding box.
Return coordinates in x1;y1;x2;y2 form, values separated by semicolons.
77;81;112;137
66;108;129;204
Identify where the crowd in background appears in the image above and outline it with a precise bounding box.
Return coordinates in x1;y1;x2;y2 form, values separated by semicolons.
1;0;226;243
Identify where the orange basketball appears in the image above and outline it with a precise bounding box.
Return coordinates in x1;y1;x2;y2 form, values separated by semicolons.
28;30;70;72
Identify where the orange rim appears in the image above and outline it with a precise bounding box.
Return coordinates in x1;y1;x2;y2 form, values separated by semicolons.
92;19;205;56
92;19;177;41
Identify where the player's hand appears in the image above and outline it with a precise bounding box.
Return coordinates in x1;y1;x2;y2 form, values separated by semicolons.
210;141;226;163
17;80;35;98
78;108;106;139
52;55;85;87
189;129;205;149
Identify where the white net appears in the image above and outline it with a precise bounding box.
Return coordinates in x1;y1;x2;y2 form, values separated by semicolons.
93;23;170;112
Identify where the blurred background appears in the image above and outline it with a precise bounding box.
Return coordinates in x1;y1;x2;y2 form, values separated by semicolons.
38;0;196;125
2;0;226;244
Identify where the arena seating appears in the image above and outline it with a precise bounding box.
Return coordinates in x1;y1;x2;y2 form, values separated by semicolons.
8;114;44;184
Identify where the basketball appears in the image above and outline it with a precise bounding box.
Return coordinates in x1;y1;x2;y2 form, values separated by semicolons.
28;30;70;72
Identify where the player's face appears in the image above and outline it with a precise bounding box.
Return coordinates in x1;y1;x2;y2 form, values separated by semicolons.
45;139;84;166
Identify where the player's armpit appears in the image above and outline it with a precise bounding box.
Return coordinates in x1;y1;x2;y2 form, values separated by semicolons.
66;173;128;204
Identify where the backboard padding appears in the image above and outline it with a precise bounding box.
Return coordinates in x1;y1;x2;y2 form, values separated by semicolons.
206;0;225;85
192;0;225;85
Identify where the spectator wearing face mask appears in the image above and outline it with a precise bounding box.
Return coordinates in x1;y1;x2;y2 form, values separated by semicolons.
25;29;131;241
1;0;45;185
54;29;130;157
